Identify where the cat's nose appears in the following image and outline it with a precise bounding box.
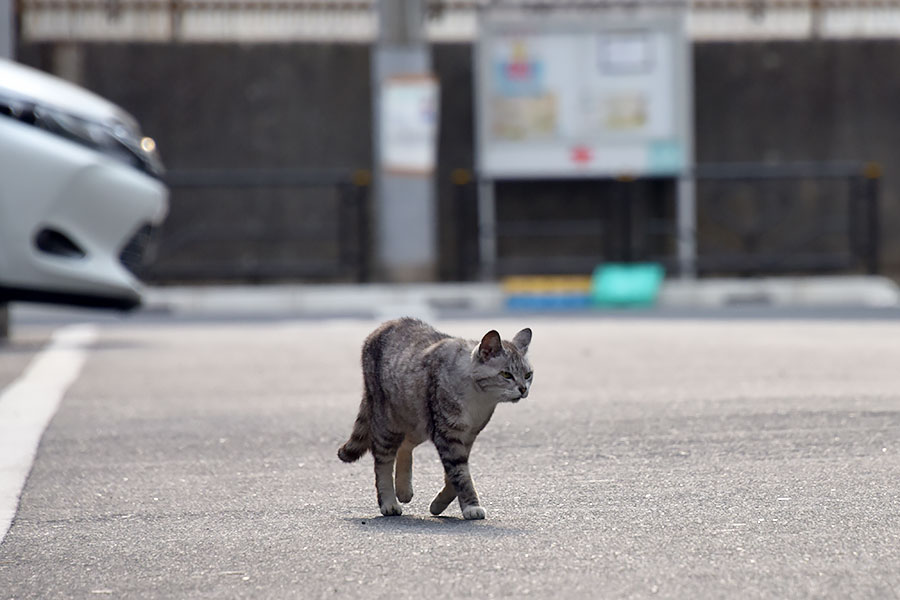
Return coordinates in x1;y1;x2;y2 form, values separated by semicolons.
518;385;527;396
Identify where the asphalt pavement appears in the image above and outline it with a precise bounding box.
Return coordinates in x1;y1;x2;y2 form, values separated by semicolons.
1;311;899;598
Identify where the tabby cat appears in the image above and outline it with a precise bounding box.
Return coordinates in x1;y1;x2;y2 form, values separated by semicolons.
338;318;534;520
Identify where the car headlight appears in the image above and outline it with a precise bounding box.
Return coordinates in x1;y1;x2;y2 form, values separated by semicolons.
0;89;164;178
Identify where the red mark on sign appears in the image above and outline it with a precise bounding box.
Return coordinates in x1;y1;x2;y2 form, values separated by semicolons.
506;62;533;80
571;146;593;164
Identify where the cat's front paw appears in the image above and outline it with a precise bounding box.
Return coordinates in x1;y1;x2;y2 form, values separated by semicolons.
461;505;486;520
396;484;414;504
379;501;403;517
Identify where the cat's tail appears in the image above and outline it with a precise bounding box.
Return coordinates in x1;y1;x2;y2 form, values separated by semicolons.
338;397;371;463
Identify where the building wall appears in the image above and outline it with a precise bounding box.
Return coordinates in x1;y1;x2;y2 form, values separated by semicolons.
16;40;900;280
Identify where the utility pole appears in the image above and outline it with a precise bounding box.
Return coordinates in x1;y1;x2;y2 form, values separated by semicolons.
371;0;439;282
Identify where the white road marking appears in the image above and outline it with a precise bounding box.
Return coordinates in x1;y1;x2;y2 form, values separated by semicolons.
0;324;97;544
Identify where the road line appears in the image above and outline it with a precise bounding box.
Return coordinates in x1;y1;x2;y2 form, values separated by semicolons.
0;324;98;544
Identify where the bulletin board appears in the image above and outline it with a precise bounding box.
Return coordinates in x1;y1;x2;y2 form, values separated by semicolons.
475;11;692;179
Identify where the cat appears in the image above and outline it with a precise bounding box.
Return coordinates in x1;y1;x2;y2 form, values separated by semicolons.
338;318;533;520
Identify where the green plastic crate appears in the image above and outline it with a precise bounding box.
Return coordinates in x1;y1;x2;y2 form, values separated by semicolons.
591;263;665;307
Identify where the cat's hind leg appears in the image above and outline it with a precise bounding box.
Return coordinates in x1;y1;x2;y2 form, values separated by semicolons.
373;431;404;516
395;438;416;503
429;474;457;516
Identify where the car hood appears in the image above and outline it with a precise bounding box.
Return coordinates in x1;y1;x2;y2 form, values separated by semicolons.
0;58;140;130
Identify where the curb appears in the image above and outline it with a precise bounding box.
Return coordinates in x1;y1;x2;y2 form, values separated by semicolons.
660;276;900;308
142;283;504;320
142;276;900;317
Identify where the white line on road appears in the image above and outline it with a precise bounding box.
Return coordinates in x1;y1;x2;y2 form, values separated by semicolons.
0;324;98;544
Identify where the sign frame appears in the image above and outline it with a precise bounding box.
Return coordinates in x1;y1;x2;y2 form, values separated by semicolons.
474;10;692;180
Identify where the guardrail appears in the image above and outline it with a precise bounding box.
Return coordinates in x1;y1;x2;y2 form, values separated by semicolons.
151;168;371;283
450;161;882;278
693;161;881;275
145;162;880;283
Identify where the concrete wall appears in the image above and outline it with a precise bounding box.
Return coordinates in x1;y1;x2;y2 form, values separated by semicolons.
694;41;899;277
16;40;900;280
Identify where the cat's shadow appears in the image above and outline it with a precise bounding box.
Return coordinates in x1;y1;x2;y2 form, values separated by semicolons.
342;514;524;536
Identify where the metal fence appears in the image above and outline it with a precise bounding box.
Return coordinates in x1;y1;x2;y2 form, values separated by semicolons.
692;161;881;275
451;161;882;279
148;168;371;283
141;162;879;283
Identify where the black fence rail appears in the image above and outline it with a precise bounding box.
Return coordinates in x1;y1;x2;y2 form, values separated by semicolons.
692;161;880;275
145;162;879;284
148;168;371;283
452;161;881;279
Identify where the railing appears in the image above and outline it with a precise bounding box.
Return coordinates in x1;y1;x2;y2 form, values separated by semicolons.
692;161;881;275
143;162;879;284
150;168;371;283
450;161;882;279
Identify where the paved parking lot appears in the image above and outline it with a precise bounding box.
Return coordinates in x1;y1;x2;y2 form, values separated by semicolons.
1;313;899;598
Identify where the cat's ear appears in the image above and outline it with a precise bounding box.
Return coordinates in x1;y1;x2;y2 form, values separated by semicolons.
478;330;503;361
512;328;532;354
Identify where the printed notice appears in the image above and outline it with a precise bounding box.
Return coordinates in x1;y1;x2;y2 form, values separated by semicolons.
380;75;440;175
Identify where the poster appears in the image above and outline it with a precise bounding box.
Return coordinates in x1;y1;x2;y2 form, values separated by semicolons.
380;75;440;175
490;38;557;141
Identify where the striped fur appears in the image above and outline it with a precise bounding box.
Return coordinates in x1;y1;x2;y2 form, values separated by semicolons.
337;318;534;519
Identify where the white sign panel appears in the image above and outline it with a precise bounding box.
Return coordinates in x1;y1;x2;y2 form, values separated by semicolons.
380;75;440;175
476;12;691;178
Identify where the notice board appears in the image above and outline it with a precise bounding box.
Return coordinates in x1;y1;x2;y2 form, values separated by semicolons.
475;11;692;179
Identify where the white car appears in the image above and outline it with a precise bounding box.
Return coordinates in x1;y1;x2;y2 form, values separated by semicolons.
0;58;168;310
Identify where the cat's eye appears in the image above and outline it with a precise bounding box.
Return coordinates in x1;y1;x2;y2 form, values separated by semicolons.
499;371;514;379
525;372;533;380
